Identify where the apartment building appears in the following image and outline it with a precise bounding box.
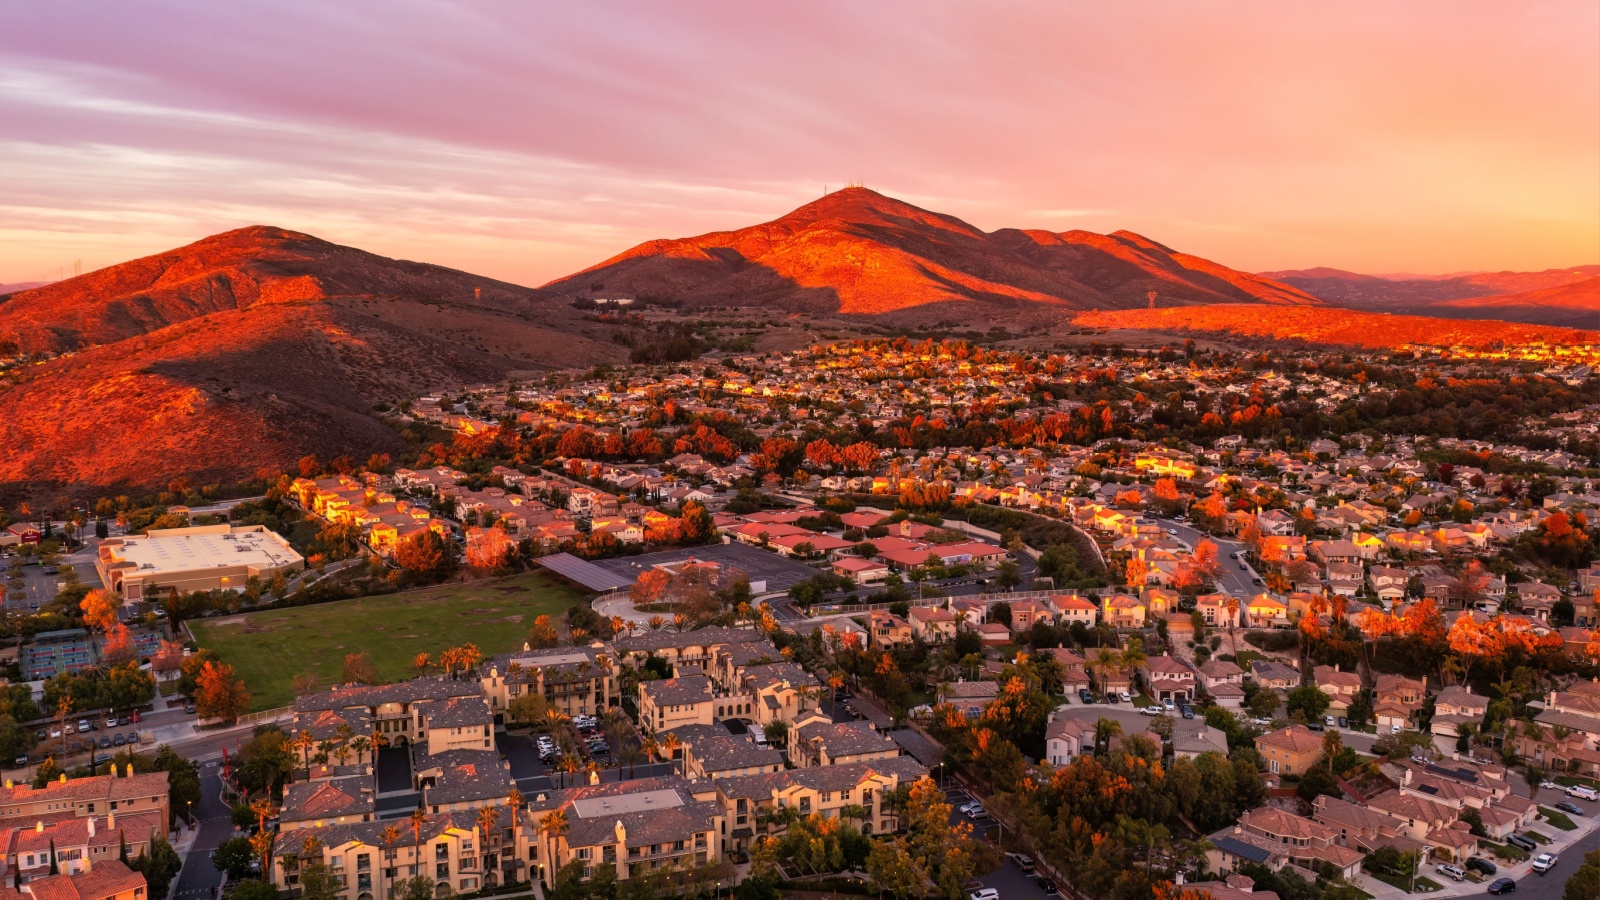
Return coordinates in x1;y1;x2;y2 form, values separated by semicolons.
526;777;722;888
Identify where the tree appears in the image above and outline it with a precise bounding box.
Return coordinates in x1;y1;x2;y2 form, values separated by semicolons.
212;836;256;879
341;651;378;685
866;838;926;900
508;693;549;728
129;838;183;899
1247;689;1281;721
393;530;457;581
194;661;251;723
1564;848;1600;900
464;527;516;570
1285;686;1331;724
228;880;281;900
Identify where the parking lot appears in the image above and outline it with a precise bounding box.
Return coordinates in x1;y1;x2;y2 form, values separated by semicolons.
944;785;1060;900
589;542;821;594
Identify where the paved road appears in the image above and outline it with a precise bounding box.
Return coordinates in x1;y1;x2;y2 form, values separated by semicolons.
1151;517;1259;598
172;764;233;900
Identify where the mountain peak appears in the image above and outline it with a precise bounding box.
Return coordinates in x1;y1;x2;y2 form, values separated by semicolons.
543;190;1319;318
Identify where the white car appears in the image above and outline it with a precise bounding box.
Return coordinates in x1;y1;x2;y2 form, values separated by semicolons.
1118;691;1131;703
970;890;999;900
1566;784;1599;801
1162;699;1176;711
1139;706;1162;716
1541;780;1559;790
1532;853;1558;875
1435;864;1465;882
964;804;988;819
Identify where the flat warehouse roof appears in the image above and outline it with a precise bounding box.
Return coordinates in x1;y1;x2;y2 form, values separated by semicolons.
106;525;302;574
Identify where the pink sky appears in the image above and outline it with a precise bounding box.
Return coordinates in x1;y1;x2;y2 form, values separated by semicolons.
0;1;1595;286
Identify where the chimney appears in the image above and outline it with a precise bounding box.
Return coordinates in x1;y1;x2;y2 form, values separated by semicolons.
58;774;66;784
589;769;600;786
108;812;115;831
87;817;95;838
125;764;134;778
35;822;42;832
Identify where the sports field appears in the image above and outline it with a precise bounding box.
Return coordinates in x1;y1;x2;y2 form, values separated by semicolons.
190;571;591;710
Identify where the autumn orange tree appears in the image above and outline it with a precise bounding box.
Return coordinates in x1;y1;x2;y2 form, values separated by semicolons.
195;661;251;722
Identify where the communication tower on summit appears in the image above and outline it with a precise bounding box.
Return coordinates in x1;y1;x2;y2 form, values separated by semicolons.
1148;291;1157;309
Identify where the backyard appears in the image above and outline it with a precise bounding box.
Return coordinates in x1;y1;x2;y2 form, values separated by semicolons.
190;571;592;710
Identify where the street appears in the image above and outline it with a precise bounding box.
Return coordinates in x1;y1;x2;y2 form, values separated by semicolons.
171;763;232;900
1150;517;1259;598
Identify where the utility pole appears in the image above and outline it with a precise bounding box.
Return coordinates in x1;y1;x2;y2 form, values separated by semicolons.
1147;291;1157;309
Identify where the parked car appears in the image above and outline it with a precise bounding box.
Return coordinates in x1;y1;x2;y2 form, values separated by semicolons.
183;702;196;714
1306;721;1325;731
97;736;112;749
1139;706;1162;717
1180;705;1195;719
1078;689;1095;704
969;890;999;900
76;719;89;733
1540;780;1559;789
1487;878;1516;894
1506;834;1537;852
1006;852;1034;872
1161;698;1175;711
1554;801;1584;815
1119;691;1132;703
104;715;118;729
1532;854;1558;875
1034;876;1059;896
1566;784;1598;801
1436;864;1466;882
1466;857;1497;876
111;734;125;747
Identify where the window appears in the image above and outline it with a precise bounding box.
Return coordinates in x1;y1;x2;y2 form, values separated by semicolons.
577;849;592;861
436;863;450;879
357;855;371;871
436;844;450;860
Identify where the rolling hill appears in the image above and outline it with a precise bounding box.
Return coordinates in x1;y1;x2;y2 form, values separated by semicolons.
1263;265;1599;325
1075;305;1597;350
540;187;1321;322
0;228;623;501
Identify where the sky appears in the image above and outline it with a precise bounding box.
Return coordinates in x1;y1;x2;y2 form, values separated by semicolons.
0;1;1596;287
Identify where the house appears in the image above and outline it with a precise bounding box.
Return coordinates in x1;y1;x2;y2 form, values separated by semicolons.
1245;593;1290;629
1170;721;1229;760
1313;665;1363;718
1430;686;1489;737
1141;655;1196;703
832;556;891;584
865;611;912;650
0;860;147;900
908;606;957;644
1102;594;1146;629
1050;594;1100;628
939;681;999;719
1006;599;1052;633
1196;593;1240;628
1198;659;1245;708
1209;807;1364;880
1255;725;1324;776
1373;674;1426;731
1249;660;1299;693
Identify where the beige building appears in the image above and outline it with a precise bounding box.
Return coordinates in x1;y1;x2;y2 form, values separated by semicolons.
95;524;303;601
638;676;717;735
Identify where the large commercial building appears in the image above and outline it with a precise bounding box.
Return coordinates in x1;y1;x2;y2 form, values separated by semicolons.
94;524;304;601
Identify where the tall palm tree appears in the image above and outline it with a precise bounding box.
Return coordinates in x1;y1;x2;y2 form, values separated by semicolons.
559;754;581;788
1223;596;1240;654
408;809;428;881
1093;717;1122;756
660;733;682;772
641;735;659;766
292;731;316;770
351;735;372;765
616;745;644;781
539;809;569;884
380;825;402;900
411;652;433;677
477;804;503;881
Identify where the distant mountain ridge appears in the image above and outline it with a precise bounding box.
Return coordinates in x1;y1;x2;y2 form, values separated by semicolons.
539;187;1321;322
1077;305;1597;350
1263;265;1600;325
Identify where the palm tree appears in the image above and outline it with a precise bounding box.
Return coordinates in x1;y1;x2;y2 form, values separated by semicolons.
1093;717;1123;756
334;723;355;764
539;809;569;883
411;652;433;677
250;798;276;832
559;754;581;788
1321;728;1343;765
641;735;659;766
1224;596;1240;654
380;825;402;900
292;730;315;770
660;732;682;771
477;804;503;868
617;745;644;781
351;735;372;765
408;809;428;880
508;787;524;811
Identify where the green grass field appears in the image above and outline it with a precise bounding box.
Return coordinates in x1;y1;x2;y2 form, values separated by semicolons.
190;571;592;710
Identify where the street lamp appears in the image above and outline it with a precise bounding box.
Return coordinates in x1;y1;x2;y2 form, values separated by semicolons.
186;800;193;829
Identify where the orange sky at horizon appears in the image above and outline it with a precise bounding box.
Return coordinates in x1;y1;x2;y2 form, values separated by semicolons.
0;1;1594;287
